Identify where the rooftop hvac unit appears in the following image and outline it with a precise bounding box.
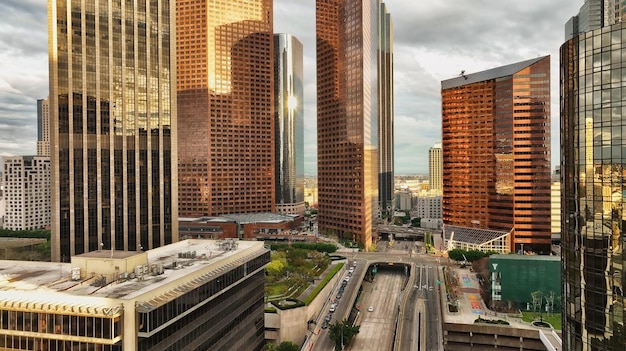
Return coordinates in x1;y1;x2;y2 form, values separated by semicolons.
71;267;81;281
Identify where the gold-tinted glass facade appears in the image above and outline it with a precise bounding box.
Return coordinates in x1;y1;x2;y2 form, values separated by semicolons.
378;3;394;212
48;0;178;262
316;0;380;249
176;0;274;217
562;22;626;350
441;56;551;253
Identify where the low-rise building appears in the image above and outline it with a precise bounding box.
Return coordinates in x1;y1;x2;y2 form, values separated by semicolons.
2;156;50;230
0;239;270;350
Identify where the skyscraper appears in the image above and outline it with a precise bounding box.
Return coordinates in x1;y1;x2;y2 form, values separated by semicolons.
48;0;178;262
441;56;552;253
429;142;442;194
561;1;626;348
176;0;274;218
274;33;305;216
378;2;394;214
37;98;50;157
316;0;384;248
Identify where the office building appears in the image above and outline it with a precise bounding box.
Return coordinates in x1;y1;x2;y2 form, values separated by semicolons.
416;195;442;221
561;1;626;348
0;239;269;350
37;98;50;157
316;0;388;248
274;34;305;216
2;156;50;231
441;56;552;253
176;0;274;217
378;2;394;214
395;191;413;212
48;0;178;262
551;181;561;243
429;142;442;194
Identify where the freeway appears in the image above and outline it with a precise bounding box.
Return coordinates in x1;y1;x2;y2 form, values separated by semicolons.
307;250;444;351
397;264;442;350
350;269;406;350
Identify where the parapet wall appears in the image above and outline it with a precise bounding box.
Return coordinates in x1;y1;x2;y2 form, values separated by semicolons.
443;323;548;351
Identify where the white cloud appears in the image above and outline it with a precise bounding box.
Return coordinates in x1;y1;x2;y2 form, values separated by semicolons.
0;0;583;175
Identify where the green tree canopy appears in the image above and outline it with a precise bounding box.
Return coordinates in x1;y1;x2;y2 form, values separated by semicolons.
447;248;498;262
275;341;300;351
328;319;359;351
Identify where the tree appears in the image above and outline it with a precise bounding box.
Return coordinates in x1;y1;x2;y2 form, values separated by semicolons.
276;341;300;351
328;319;360;350
266;260;285;276
411;217;421;227
531;290;544;322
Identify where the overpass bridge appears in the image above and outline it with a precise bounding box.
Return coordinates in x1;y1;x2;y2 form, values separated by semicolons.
377;225;430;241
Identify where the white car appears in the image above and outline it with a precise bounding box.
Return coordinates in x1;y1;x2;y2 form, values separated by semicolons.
367;306;374;312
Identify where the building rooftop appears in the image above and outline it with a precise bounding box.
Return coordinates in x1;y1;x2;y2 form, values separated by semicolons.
0;239;267;315
444;225;510;245
489;254;560;262
221;212;298;224
441;56;548;90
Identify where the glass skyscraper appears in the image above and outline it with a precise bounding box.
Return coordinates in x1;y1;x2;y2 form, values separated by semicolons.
378;2;394;214
176;0;274;218
441;57;552;253
48;0;178;262
561;0;626;348
274;33;305;216
316;0;384;249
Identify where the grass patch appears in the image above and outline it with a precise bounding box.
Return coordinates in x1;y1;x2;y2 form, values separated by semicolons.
303;262;344;305
521;311;561;330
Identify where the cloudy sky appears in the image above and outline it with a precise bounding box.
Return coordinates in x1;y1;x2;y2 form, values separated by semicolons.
0;0;582;175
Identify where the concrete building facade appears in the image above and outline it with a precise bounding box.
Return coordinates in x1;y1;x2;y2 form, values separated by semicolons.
0;239;269;350
2;156;51;231
48;0;178;262
428;142;442;194
37;98;50;157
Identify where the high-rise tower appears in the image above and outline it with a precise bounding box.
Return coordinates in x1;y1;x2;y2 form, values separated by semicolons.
176;0;274;218
37;98;50;157
316;0;384;248
48;0;178;262
378;2;394;214
441;56;552;253
429;142;442;194
274;34;305;216
561;1;626;348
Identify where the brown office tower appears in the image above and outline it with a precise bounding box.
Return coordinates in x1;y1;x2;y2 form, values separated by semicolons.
441;56;552;253
176;0;274;218
316;0;382;249
48;0;178;262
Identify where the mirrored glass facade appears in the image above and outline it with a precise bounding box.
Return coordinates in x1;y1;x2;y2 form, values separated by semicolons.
176;0;274;218
274;34;305;216
561;22;626;350
316;0;381;248
441;57;552;253
48;0;178;262
378;3;394;212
